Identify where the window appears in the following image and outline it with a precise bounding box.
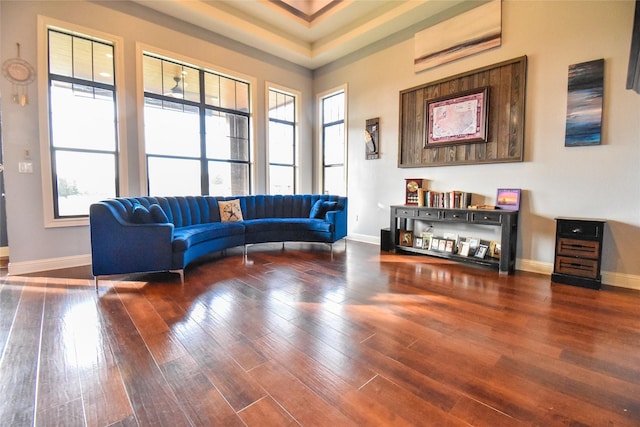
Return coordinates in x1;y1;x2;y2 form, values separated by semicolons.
46;29;119;218
321;89;346;196
142;54;251;196
268;87;297;194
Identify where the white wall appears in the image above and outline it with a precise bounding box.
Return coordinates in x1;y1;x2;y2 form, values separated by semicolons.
0;1;313;272
313;0;640;288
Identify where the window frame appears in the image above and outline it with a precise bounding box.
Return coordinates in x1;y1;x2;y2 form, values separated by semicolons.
136;44;257;197
37;16;127;228
317;85;348;196
266;83;300;195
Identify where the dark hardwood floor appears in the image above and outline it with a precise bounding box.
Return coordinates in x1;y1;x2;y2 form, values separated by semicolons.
1;241;639;426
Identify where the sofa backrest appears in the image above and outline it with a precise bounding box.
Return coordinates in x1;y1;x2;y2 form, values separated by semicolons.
100;195;345;227
223;195;345;220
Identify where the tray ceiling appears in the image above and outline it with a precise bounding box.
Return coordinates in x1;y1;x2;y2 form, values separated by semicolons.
131;0;483;69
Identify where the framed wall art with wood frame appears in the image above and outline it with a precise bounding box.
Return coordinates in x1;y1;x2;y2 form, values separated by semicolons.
398;56;527;168
424;87;489;147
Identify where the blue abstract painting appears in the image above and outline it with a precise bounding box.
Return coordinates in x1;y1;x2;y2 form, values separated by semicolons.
565;59;604;146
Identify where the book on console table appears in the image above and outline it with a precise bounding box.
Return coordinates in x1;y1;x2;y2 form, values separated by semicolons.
423;191;472;209
468;205;496;210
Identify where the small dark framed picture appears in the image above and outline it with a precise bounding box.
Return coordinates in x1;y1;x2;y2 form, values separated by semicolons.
496;188;521;211
399;230;413;247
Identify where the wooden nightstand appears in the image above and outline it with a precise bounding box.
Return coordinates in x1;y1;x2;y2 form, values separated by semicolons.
551;218;605;289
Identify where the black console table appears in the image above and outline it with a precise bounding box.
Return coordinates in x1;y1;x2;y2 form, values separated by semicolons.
552;217;605;289
390;206;518;274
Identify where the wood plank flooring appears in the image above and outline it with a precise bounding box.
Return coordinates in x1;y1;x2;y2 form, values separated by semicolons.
1;241;639;426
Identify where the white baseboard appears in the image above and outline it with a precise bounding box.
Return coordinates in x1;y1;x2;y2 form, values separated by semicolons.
7;248;640;291
517;259;553;275
347;233;379;245
512;258;640;291
8;254;91;276
600;271;640;291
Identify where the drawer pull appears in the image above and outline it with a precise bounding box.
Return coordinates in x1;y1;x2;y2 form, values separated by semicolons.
453;214;460;218
572;228;583;233
483;216;490;220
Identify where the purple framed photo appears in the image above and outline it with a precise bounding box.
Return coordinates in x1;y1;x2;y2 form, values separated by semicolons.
496;188;521;211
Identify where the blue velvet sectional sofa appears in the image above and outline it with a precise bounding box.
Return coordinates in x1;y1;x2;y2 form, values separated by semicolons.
89;194;347;285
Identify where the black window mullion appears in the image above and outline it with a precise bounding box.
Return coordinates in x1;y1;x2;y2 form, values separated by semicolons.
199;70;209;195
268;89;296;195
321;92;345;193
48;28;119;218
49;75;115;92
144;53;251;196
269;117;295;126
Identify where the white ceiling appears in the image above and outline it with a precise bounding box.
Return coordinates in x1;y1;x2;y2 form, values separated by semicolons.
131;0;480;69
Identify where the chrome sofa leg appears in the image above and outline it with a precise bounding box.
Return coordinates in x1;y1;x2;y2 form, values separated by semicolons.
170;269;184;285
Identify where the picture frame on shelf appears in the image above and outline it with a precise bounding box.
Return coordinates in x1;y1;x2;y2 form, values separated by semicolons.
438;239;447;251
420;231;433;249
468;238;480;255
496;188;521;211
475;244;488;258
414;237;424;249
399;230;413;247
445;240;454;253
459;241;471;257
424;87;489;147
489;241;501;259
430;238;440;251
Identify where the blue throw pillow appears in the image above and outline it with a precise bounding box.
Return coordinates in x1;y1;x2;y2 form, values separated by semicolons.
131;204;153;224
309;200;338;219
149;204;169;223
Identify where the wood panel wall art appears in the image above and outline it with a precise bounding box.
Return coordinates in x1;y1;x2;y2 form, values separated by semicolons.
398;56;527;167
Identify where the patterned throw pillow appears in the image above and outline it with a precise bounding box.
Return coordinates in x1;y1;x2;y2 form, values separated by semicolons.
218;199;244;222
